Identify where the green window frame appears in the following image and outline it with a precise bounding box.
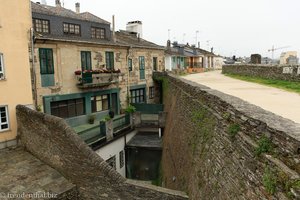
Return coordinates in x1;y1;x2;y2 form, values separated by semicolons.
149;86;154;99
50;98;85;119
91;95;109;113
128;58;133;71
105;52;114;70
81;51;92;71
139;56;145;80
130;88;145;103
39;48;54;74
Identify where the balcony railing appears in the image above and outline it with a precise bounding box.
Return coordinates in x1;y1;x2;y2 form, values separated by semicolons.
113;113;131;133
76;72;121;89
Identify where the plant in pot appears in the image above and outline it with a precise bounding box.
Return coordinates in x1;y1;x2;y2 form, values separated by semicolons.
88;114;96;124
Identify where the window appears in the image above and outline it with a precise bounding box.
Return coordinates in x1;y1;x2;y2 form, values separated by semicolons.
106;156;116;170
50;98;85;118
63;23;80;35
91;95;109;113
128;58;132;71
39;48;54;74
139;56;145;80
0;106;9;131
119;150;124;168
33;18;49;33
91;27;105;39
149;87;154;99
81;51;92;71
0;53;4;79
153;57;157;71
105;52;114;70
39;48;54;87
130;88;145;103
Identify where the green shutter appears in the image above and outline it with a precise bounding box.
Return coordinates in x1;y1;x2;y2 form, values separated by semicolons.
128;59;132;71
39;48;54;87
139;56;145;79
105;52;114;70
81;51;91;71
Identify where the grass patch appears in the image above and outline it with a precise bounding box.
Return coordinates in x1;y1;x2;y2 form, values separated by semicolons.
225;73;300;94
255;135;273;156
227;124;240;138
263;167;277;194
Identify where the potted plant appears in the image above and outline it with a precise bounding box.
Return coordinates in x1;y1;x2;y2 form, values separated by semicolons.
88;114;96;124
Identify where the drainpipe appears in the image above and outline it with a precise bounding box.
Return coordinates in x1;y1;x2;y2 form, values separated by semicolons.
126;46;132;106
30;28;38;109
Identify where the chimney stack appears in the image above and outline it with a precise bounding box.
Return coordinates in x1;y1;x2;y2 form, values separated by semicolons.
75;2;80;13
55;0;61;7
112;15;116;43
167;40;171;49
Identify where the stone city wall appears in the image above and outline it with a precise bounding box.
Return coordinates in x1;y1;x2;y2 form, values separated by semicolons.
158;73;300;200
222;64;300;81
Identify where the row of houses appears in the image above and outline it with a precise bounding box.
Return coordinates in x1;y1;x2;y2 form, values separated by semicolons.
0;0;221;149
165;40;223;72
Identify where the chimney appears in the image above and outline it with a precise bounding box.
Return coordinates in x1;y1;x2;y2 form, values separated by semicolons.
198;42;200;48
75;2;80;13
211;47;214;53
55;0;61;7
167;40;171;49
112;15;116;43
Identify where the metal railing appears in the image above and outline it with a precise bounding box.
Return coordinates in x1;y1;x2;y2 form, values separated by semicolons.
113;113;130;132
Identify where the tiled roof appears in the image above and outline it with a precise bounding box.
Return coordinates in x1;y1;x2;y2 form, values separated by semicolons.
31;2;110;24
165;47;185;56
115;31;164;50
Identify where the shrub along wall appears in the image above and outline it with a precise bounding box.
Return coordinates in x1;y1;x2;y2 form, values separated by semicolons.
222;64;300;81
160;73;300;200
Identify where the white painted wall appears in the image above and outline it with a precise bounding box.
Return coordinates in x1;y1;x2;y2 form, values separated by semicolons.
213;57;224;69
95;130;137;177
165;56;172;71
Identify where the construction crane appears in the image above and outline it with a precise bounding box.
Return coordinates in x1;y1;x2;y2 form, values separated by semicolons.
268;45;290;60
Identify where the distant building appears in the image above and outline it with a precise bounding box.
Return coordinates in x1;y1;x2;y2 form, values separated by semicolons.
0;0;33;148
261;57;272;64
280;51;297;64
164;41;220;72
250;54;261;64
286;56;298;65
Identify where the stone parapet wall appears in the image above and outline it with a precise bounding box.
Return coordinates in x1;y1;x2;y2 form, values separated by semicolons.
16;105;188;200
159;73;300;199
222;64;300;81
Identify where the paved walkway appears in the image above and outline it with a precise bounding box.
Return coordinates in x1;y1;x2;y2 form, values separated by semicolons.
183;70;300;124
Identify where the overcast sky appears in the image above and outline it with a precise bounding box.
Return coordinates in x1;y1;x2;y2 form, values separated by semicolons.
35;0;300;58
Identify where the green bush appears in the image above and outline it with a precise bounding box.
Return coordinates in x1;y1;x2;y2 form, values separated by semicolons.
255;135;273;156
125;104;136;113
228;124;240;138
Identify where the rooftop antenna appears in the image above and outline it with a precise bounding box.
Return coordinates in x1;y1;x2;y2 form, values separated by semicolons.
195;30;199;46
182;33;186;44
206;40;210;50
168;29;171;40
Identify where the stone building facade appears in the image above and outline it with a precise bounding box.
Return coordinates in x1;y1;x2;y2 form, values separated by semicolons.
31;2;165;125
